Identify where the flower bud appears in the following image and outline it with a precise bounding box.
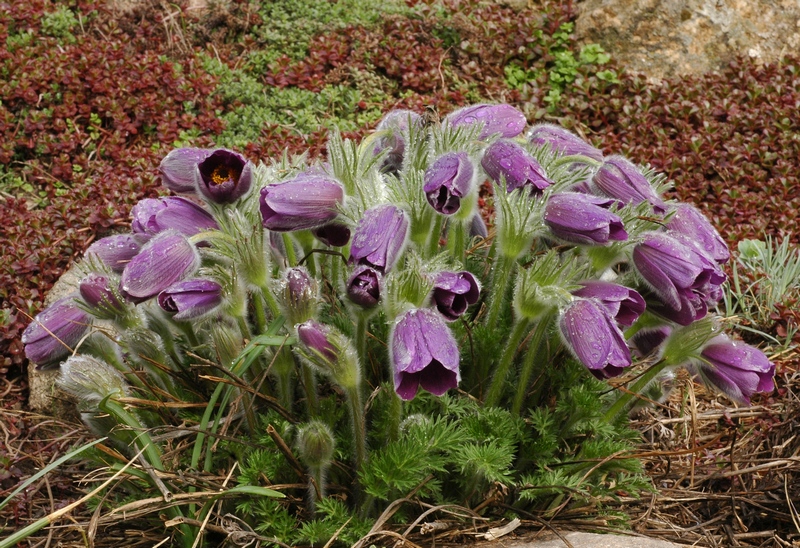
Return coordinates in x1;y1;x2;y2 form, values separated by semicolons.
592;156;666;213
296;320;360;389
120;231;200;303
559;298;631;379
528;123;603;161
374;109;422;174
79;272;128;319
158;278;223;320
444;103;526;140
349;204;409;274
689;335;774;404
544;192;627;245
22;296;90;369
56;354;130;405
195;148;253;204
481;139;551;193
159;147;213;194
296;420;336;471
260;173;345;232
666;203;730;264
85;233;149;273
276;267;319;326
131;196;219;238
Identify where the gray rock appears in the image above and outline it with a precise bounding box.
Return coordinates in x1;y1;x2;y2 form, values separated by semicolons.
473;531;685;547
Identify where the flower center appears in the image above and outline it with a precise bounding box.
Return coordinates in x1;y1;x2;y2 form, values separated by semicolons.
209;165;239;186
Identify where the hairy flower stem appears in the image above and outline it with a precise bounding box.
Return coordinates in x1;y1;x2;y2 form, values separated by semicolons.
447;218;466;265
307;465;327;513
427;214;445;258
344;384;367;501
355;313;368;368
484;318;530;406
484;254;516;330
282;233;297;266
551;154;602;170
387;390;404;443
274;348;296;414
511;318;550;415
604;359;669;422
301;362;319;417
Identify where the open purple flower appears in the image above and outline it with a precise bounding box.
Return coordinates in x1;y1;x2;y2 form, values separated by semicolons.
444;103;526;140
85;233;149;273
22;296;90;369
572;281;645;327
120;231;200;302
260;174;344;232
544;192;627;245
349;204;409;274
559;298;631;379
158;279;223;320
196;148;253;204
311;222;351;247
481;139;552;193
391;308;460;400
159;147;214;194
592;155;666;213
374;109;422;173
346;265;382;309
666;204;730;264
431;271;481;321
528;124;604;161
423;152;474;215
691;335;775;404
131;196;219;237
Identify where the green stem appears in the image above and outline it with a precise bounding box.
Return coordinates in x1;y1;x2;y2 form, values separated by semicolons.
345;384;367;489
511;318;551;415
355;313;368;368
301;362;319;417
484;254;515;330
484;318;530;407
447;217;466;265
603;359;669;422
251;290;267;335
427;214;445;258
259;281;281;318
550;154;602;169
387;390;403;443
282;233;297;266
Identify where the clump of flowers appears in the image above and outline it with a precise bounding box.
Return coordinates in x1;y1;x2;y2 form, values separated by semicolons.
22;103;775;542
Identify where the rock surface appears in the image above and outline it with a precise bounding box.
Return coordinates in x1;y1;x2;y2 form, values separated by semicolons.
472;531;685;547
574;0;800;81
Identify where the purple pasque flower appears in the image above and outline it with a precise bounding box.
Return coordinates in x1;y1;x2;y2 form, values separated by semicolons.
346;265;382;309
630;326;672;359
374;109;422;173
691;335;775;404
592;155;666;213
543;192;628;245
158;279;223;320
633;232;726;325
528;123;604;161
260;174;344;232
159;147;214;194
666;204;730;264
79;272;126;315
391;308;460;400
572;281;645;327
559;298;631;379
431;271;481;321
22;296;90;368
311;222;351;247
85;233;149;273
120;231;200;302
297;320;338;362
423;152;474;215
195;148;253;204
444;103;526;140
277;266;318;325
349;204;409;274
481;139;552;193
131;196;219;238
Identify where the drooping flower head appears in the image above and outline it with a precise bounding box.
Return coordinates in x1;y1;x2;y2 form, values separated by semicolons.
85;233;149;273
79;272;127;319
260;173;344;232
543;192;628;245
592;155;666;213
311;222;351;247
349;204;409;274
423;152;474;215
572;281;645;327
690;335;775;404
131;196;219;238
158;279;223;321
666;203;730;264
22;296;90;369
196;148;253;204
159;147;214;194
391;308;460;400
346;265;382;309
431;271;481;321
444;103;526;140
481;139;552;193
276;266;319;326
528;123;604;161
120;230;200;302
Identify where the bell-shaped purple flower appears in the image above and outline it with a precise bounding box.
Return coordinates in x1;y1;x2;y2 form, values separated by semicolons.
431;271;481;321
79;273;126;315
260;174;344;232
559;298;631;379
544;192;628;245
311;222;351;247
85;233;149;273
158;279;223;320
691;335;775;404
528;123;604;161
22;296;90;368
572;281;645;327
481;139;552;193
423;152;474;215
666;204;730;264
195;148;253;204
349;204;409;274
374;109;422;173
131;196;219;238
592;156;666;213
391;308;460;400
159;147;214;194
444;103;526;140
630;326;672;359
120;231;200;302
297;320;338;363
346;265;382;309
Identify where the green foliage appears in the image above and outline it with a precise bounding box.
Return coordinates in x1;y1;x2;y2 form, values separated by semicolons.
40;6;80;44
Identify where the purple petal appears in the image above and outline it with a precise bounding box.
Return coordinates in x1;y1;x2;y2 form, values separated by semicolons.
260;174;344;232
120;231;200;301
445;103;527;140
159;147;214;193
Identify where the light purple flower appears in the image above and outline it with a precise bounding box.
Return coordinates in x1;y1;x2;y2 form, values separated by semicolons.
79;273;126;315
544;192;627;245
572;281;645;327
374;109;422;173
346;265;382;309
349;204;409;274
391;308;460;400
297;320;337;362
120;231;200;302
195;148;253;204
311;222;351;247
22;296;90;368
158;279;223;320
159;147;214;194
260;174;344;232
592;155;666;213
131;196;219;237
423;152;474;215
431;271;481;321
481;139;552;193
85;233;149;273
528;123;604;161
559;298;631;379
666;204;730;264
444;103;526;140
691;335;775;404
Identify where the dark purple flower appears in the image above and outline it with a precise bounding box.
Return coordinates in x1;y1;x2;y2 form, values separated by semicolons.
297;320;337;362
481;139;552;193
572;281;645;327
666;204;730;264
692;335;775;404
559;298;631;379
630;326;672;358
592;156;666;213
349;204;409;274
79;273;126;314
544;192;627;245
633;232;726;325
431;271;481;321
312;222;351;247
196;148;253;204
85;233;149;273
22;296;90;368
423;152;474;215
444;103;526;140
374;109;422;173
131;196;219;237
260;174;344;232
120;231;200;302
528;123;604;161
159;147;213;193
158;279;223;320
391;308;460;400
346;265;382;308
